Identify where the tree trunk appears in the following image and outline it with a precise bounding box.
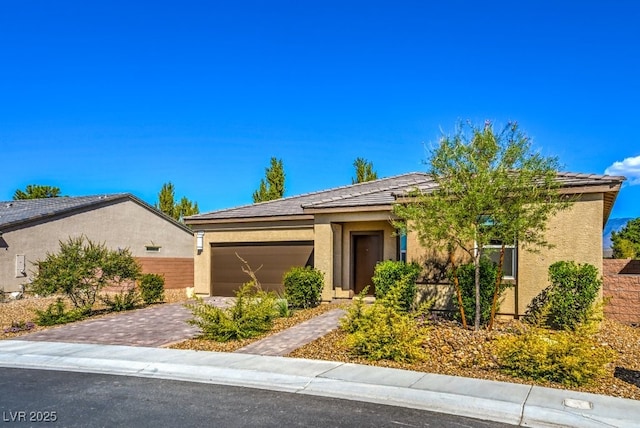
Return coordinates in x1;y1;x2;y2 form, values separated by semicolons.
448;251;467;329
474;251;481;331
488;244;505;331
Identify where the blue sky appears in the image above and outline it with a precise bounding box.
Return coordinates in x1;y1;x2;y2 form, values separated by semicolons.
1;1;639;219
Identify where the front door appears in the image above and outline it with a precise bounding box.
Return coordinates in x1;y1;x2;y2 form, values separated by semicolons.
352;232;383;295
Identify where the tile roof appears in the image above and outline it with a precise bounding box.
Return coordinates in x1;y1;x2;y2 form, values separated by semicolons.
187;171;624;223
186;173;431;221
0;194;192;233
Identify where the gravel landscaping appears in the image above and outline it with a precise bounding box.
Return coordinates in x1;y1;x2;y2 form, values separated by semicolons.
2;293;638;401
289;317;640;401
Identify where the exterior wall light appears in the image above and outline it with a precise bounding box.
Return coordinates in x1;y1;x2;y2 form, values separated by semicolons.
196;231;205;251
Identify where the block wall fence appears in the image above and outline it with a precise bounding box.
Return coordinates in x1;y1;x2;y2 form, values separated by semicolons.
603;259;640;326
136;257;194;289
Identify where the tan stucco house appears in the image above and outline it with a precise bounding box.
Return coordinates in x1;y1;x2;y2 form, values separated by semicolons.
185;172;623;317
0;194;194;294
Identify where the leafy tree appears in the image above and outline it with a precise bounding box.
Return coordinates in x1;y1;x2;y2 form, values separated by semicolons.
352;157;378;184
155;182;199;222
30;236;141;310
253;157;285;202
611;218;640;259
13;184;61;200
394;121;570;330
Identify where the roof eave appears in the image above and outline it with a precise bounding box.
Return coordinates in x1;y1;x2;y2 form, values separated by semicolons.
302;204;393;214
185;214;314;225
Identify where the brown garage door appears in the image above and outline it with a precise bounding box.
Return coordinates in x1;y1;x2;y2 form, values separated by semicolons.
211;241;314;296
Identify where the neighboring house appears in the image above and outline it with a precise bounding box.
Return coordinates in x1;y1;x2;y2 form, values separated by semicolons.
185;172;623;318
0;194;194;294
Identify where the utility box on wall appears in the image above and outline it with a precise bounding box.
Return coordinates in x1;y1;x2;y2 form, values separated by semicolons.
15;254;26;277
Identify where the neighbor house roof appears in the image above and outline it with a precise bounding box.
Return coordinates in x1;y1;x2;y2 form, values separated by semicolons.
185;172;625;225
0;194;192;233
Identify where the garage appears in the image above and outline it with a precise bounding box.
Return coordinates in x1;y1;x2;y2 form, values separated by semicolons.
210;241;314;296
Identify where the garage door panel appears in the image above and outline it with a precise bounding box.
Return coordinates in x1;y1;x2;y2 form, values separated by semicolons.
211;242;314;296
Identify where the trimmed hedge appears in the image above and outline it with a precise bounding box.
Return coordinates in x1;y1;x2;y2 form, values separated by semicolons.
283;266;324;309
372;260;422;312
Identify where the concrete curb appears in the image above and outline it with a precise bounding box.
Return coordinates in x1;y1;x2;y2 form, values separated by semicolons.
0;340;638;427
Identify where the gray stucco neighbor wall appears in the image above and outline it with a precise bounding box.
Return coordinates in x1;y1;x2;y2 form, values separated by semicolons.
1;199;192;293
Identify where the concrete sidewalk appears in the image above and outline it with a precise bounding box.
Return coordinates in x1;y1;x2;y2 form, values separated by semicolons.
0;340;638;427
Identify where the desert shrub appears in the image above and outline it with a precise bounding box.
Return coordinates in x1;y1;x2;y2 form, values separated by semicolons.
372;260;422;312
283;266;324;309
494;322;615;387
340;284;428;362
185;282;280;341
139;273;165;305
34;298;90;326
275;297;291;317
526;261;601;330
99;288;141;312
30;236;141;310
3;320;35;333
451;257;503;327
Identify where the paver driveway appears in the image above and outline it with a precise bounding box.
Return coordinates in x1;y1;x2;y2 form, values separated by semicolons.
17;298;345;356
20;297;233;347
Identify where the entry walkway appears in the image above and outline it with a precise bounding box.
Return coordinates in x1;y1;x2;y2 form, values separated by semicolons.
235;309;345;356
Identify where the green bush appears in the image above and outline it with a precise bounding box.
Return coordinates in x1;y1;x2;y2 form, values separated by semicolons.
275;298;291;317
494;323;615;387
185;282;280;341
99;288;141;312
139;273;165;305
30;236;141;310
340;284;428;362
283;266;324;309
34;298;90;326
451;257;502;327
372;260;422;312
526;261;601;330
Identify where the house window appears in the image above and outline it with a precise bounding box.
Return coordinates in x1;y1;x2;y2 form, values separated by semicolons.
399;233;407;262
145;245;161;253
485;240;516;279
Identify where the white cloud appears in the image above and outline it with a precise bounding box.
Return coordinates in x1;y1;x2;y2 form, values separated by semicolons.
605;155;640;185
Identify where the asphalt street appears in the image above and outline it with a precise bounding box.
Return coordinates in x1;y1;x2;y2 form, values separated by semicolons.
0;368;514;428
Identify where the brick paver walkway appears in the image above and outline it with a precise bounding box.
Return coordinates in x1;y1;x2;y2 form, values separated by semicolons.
234;309;345;356
20;297;234;347
17;298;344;354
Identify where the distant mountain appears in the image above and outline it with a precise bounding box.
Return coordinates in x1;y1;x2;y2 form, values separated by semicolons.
604;217;634;255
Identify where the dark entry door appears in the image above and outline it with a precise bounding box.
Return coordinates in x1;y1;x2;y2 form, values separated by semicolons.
353;233;383;295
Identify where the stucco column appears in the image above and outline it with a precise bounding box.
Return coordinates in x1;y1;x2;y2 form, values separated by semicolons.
314;220;334;301
193;231;212;296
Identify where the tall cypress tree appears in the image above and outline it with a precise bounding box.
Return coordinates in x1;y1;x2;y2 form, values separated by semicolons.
352;158;378;184
253;157;285;202
155;182;199;223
